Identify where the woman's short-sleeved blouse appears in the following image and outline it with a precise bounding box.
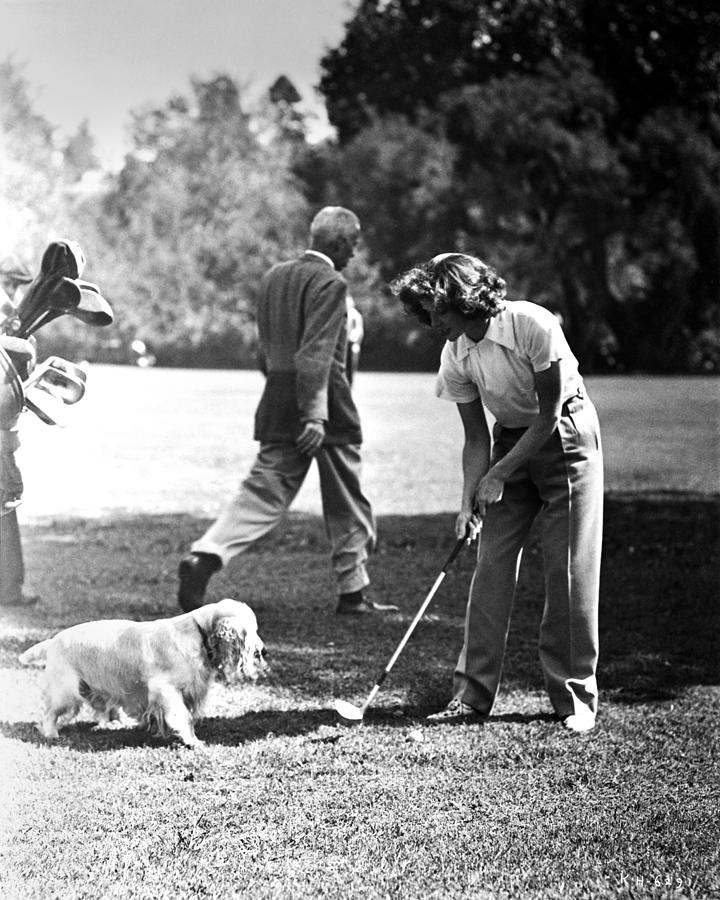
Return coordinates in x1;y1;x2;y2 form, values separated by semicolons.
435;300;583;427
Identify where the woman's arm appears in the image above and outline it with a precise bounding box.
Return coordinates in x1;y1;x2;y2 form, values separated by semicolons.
474;360;563;513
455;397;491;539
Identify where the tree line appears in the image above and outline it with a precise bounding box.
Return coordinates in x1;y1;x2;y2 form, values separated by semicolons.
1;0;718;372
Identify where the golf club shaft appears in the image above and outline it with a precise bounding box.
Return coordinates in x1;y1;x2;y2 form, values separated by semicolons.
361;533;472;709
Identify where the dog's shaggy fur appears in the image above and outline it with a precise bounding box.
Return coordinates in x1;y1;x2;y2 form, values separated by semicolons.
18;598;267;747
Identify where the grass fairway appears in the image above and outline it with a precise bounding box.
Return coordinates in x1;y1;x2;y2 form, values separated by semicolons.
1;372;719;898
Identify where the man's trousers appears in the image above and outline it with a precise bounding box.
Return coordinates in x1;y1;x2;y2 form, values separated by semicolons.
191;442;376;595
454;395;604;720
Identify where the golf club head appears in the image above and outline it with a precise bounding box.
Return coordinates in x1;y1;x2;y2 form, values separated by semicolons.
13;273;56;330
15;275;82;338
40;240;86;279
20;279;110;337
23;384;69;427
24;357;87;404
32;370;85;405
14;239;85;333
71;281;114;327
21;277;83;336
44;356;88;385
334;699;364;723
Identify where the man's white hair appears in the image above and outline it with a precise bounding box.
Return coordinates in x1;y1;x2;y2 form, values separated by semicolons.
310;206;360;244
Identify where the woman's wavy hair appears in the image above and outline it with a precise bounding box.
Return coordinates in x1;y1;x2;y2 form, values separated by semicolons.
390;253;507;326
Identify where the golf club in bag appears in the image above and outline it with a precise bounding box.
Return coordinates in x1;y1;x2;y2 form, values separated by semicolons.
22;356;88;426
2;240;113;341
334;520;482;723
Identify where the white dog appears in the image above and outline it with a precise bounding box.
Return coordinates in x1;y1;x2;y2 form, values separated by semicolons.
18;598;267;747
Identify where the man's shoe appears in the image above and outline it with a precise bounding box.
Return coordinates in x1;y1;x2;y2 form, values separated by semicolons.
562;709;596;733
335;590;399;615
177;553;221;612
426;698;484;723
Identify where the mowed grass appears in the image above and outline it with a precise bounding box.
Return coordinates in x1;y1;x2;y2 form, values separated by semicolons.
15;370;719;520
1;374;719;899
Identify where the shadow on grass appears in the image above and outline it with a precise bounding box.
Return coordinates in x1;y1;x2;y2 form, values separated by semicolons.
0;708;338;751
5;493;719;720
1;706;560;752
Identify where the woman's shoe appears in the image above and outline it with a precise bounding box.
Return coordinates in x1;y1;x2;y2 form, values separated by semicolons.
426;697;484;723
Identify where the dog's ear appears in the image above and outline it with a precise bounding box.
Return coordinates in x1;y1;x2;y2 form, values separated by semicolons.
207;619;243;684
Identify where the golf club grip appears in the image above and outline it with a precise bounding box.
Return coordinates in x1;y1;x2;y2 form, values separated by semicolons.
443;536;467;571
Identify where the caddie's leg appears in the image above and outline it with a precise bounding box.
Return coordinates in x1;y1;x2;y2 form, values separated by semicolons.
191;442;312;565
453;456;540;714
0;508;25;604
315;443;376;595
535;400;604;725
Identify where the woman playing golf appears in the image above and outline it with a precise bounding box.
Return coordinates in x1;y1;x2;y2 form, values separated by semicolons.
391;253;603;732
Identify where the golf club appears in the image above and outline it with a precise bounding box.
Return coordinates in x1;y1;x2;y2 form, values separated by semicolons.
18;279;114;337
18;277;82;337
23;384;69;427
24;358;86;405
66;281;114;327
39;239;85;280
334;520;482;723
14;236;85;329
42;356;88;386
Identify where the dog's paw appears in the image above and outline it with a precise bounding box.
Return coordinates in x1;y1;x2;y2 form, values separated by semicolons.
38;724;60;740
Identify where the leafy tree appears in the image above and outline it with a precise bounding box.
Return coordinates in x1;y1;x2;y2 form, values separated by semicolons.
95;75;312;366
321;0;719;142
317;0;720;371
444;57;629;369
295;115;462;367
319;0;582;141
0;60;94;263
63;119;99;181
298;114;459;275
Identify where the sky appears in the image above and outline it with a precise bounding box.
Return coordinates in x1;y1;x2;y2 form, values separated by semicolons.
0;0;358;168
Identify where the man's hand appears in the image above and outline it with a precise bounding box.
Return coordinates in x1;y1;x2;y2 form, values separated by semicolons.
296;420;325;456
0;334;37;380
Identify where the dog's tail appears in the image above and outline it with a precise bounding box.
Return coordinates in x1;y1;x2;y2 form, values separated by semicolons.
18;639;51;667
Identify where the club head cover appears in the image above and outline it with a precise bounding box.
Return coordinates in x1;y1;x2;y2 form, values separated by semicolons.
71;281;114;327
49;277;83;312
13;273;56;329
18;277;83;337
40;240;86;279
23;384;68;427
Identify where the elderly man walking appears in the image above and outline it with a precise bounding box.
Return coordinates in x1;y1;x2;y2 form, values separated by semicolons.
178;207;393;616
